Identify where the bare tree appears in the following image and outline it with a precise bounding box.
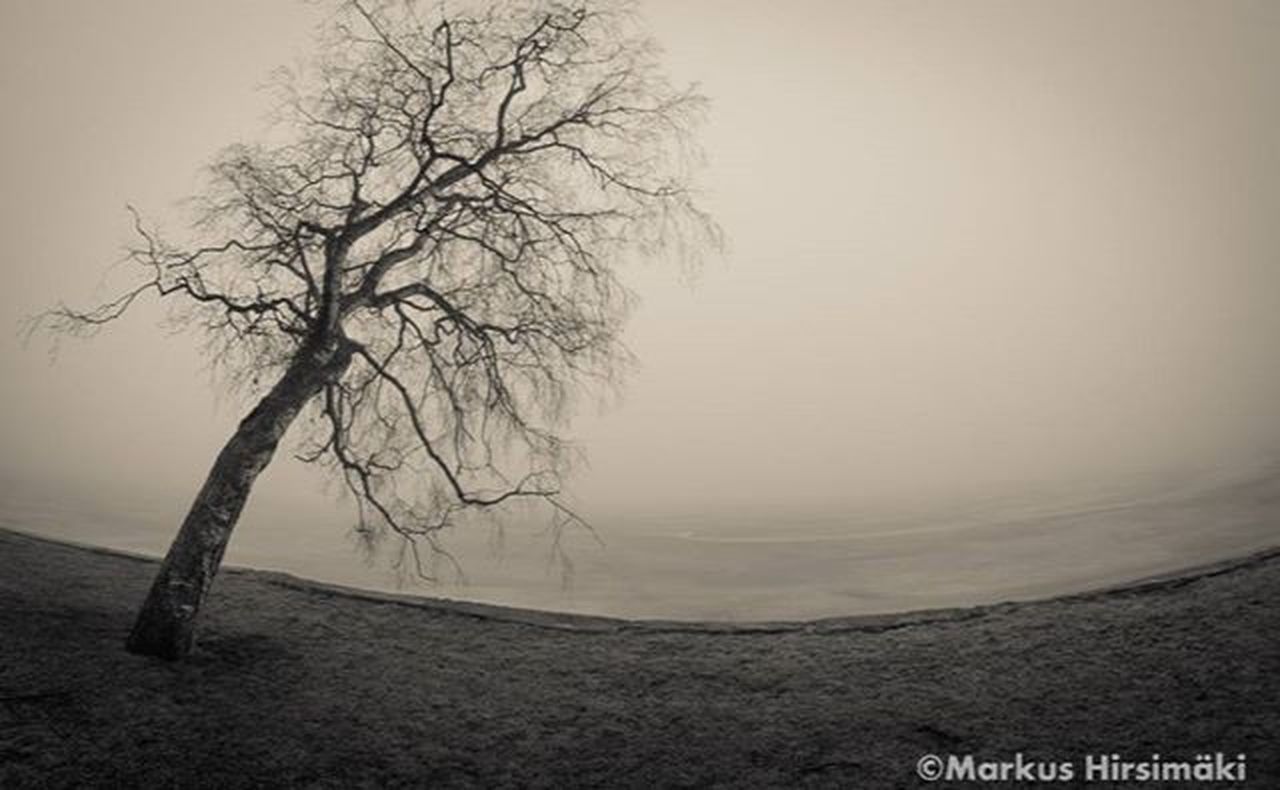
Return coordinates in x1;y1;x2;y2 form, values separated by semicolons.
37;0;715;660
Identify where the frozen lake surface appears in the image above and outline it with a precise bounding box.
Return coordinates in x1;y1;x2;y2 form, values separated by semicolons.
2;464;1278;621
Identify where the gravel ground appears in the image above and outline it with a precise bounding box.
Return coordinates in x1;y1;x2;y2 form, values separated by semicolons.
1;527;1277;788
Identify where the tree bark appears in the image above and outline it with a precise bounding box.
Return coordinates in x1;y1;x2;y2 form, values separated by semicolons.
125;338;355;660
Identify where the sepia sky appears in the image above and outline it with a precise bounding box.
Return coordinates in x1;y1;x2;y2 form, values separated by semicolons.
2;0;1279;529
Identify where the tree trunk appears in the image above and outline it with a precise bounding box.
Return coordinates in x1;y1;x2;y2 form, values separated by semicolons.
125;338;354;660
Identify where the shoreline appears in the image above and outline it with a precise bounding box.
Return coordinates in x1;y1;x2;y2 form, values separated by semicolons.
4;524;1278;635
3;519;1278;786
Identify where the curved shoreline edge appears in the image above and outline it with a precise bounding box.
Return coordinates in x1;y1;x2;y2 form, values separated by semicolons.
4;524;1279;636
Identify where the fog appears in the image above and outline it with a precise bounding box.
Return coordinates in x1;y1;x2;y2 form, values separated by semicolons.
2;1;1279;615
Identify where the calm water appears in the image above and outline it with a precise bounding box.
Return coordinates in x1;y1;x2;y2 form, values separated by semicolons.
2;464;1278;621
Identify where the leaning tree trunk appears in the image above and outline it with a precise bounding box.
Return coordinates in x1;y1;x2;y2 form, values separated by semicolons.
126;338;354;660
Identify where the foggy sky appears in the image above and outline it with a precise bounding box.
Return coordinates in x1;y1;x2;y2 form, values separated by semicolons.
2;0;1279;528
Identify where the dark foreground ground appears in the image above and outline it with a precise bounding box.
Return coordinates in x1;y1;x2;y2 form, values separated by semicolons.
1;528;1277;788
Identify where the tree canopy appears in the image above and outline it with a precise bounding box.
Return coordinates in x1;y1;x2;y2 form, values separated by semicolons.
44;0;716;579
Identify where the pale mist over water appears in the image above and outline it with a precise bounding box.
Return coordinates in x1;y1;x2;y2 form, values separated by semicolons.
2;460;1278;620
3;1;1280;620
